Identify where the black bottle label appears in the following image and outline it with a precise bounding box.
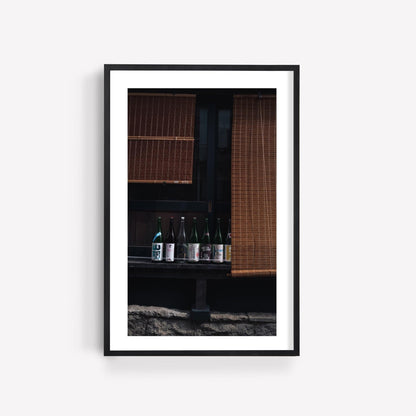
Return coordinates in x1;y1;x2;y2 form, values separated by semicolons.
176;243;187;260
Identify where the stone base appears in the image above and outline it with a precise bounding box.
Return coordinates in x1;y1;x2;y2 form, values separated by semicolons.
128;305;276;336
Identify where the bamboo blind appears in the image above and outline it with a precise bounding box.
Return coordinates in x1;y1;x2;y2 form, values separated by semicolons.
231;95;276;277
128;94;196;184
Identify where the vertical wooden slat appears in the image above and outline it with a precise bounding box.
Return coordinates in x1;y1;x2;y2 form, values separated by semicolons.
231;95;276;277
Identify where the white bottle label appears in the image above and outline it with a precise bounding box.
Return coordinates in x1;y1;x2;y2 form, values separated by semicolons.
152;243;163;261
212;244;224;263
165;243;175;262
188;243;200;262
200;244;211;261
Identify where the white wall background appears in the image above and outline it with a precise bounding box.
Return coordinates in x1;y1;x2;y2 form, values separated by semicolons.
0;1;415;415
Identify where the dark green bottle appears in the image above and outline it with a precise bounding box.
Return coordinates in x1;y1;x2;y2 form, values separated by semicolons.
165;217;175;262
176;216;187;262
151;217;163;262
212;218;224;263
224;218;231;263
187;217;200;262
200;218;211;262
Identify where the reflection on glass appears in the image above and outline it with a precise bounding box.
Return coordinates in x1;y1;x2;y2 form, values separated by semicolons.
198;108;208;201
199;108;208;161
218;109;231;149
216;109;231;202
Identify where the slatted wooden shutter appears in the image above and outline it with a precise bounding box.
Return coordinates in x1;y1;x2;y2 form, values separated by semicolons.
231;95;276;277
128;93;196;184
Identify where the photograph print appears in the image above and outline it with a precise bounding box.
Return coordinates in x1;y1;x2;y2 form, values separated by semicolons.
105;65;299;355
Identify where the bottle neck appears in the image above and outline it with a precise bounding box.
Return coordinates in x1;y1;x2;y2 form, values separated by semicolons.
168;220;175;242
178;220;186;238
190;220;198;242
153;218;163;243
214;220;222;243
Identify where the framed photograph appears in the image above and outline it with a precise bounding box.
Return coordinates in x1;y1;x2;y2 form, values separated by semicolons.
104;65;299;356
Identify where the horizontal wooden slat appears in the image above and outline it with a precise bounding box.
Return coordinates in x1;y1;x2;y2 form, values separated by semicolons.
128;180;192;184
128;94;196;137
128;137;194;183
128;136;194;141
231;269;276;277
128;93;196;97
128;94;196;183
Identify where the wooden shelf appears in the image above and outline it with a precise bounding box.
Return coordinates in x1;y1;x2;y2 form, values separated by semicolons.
128;256;231;279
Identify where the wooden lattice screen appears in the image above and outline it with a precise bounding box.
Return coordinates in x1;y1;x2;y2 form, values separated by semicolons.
231;95;276;277
128;93;196;184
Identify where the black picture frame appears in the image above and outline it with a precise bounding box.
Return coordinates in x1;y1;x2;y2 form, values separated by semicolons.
104;65;300;356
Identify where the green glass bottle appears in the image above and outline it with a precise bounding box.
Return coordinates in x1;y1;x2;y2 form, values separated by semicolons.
212;218;224;263
165;217;176;262
151;217;163;262
224;218;231;263
200;218;211;263
188;217;200;262
176;216;187;263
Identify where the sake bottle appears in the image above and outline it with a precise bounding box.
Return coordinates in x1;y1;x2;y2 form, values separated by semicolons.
151;217;163;262
200;218;211;263
212;218;224;263
187;217;200;263
224;218;231;263
176;216;187;263
165;217;175;262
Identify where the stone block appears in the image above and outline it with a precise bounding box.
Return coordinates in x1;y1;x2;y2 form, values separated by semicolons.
128;305;189;320
247;312;276;323
210;312;249;322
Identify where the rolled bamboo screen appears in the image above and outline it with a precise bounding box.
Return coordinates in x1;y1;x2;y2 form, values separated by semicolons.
128;93;196;184
231;95;276;277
